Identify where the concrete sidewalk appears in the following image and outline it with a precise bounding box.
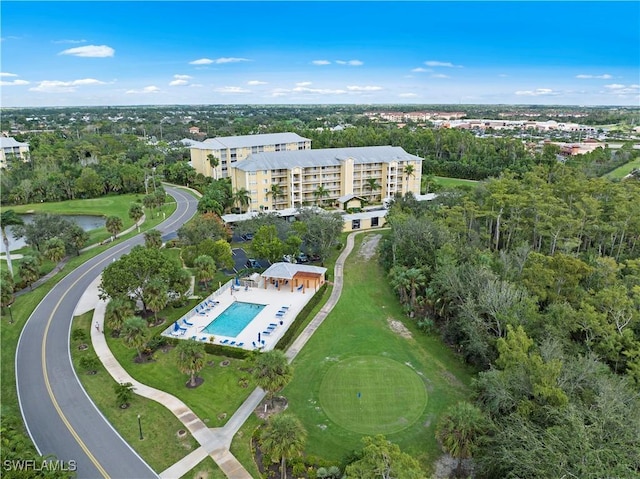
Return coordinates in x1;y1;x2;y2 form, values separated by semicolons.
86;230;359;478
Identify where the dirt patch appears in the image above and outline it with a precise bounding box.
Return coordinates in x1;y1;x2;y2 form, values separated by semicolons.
254;396;288;420
387;318;413;339
185;377;204;388
358;234;381;260
433;454;475;479
440;371;464;389
220;360;231;367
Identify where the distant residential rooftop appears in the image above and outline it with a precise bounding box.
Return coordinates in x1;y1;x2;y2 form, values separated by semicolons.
0;137;29;148
188;132;310;150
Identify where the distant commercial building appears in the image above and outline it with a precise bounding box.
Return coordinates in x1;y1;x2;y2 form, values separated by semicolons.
188;132;311;179
230;145;423;211
0;137;30;168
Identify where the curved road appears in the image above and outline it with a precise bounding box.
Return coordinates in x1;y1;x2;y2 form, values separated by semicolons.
16;186;199;479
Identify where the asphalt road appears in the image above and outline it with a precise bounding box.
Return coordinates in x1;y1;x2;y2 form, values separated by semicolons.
15;186;199;479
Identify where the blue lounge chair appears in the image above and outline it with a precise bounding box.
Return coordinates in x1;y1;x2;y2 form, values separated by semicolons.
190;335;196;340
281;305;289;310
173;321;187;332
199;336;208;341
262;330;271;336
229;341;236;346
183;318;194;326
297;284;304;291
237;342;244;347
269;323;278;327
252;341;256;348
276;313;285;318
267;324;276;330
221;339;229;344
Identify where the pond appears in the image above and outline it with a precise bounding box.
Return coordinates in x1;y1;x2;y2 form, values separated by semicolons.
1;214;106;253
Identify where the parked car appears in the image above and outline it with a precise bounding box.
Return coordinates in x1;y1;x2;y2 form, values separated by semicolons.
283;255;296;263
245;258;260;268
241;232;254;241
297;252;309;263
309;253;321;262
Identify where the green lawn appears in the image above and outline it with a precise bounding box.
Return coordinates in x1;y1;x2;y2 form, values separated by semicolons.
434;176;479;188
282;232;473;470
319;356;427;435
605;157;640;179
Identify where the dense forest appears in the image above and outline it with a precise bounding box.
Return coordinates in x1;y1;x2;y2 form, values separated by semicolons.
381;165;640;477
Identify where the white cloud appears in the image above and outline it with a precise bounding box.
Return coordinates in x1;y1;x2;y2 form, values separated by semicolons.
398;93;418;98
1;79;29;86
271;88;289;97
30;78;105;92
346;85;383;92
431;74;450;79
214;57;250;64
514;88;558;96
0;72;18;77
336;60;363;66
189;57;250;65
215;86;250;93
169;74;192;86
53;39;87;44
576;74;612;79
293;86;346;95
411;67;431;73
603;84;639;95
498;74;509;78
425;60;462;68
296;81;312;87
189;84;203;88
247;80;267;85
312;60;331;65
189;58;214;65
126;85;160;94
59;45;114;58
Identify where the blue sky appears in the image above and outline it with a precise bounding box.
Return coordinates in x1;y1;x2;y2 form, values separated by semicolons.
1;1;639;107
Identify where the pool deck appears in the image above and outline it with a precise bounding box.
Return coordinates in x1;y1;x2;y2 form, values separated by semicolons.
162;282;316;350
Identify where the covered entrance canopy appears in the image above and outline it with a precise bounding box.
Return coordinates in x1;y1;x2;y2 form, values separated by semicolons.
261;262;327;293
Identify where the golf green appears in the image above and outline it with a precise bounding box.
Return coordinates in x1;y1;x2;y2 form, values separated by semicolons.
319;356;427;435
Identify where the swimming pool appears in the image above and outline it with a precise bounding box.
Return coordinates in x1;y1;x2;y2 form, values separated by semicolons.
202;301;266;337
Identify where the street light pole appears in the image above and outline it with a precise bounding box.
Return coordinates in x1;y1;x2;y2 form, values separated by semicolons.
8;304;13;324
137;414;143;440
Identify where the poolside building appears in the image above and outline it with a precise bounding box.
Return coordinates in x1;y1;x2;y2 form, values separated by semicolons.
230;145;423;211
188;132;311;179
261;262;327;293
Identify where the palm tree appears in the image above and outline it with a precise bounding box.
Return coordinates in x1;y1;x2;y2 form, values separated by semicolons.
233;188;251;212
435;401;490;476
142;193;156;217
145;278;168;324
105;215;123;241
404;163;416;192
0;209;24;277
260;413;307;479
364;178;381;202
252;349;292;407
113;382;134;408
193;254;216;289
207;154;219;180
105;297;134;336
43;237;66;263
313;184;330;206
19;255;41;290
175;340;206;387
144;229;163;249
122;316;148;361
128;202;144;232
267;183;285;209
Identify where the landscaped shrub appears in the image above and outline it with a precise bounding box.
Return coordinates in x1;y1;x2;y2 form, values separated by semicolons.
275;283;328;351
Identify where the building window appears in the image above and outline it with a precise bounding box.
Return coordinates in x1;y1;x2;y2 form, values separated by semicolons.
352;219;360;230
371;217;379;227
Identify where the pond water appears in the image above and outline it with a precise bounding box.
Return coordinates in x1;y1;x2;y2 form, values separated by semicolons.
1;214;106;253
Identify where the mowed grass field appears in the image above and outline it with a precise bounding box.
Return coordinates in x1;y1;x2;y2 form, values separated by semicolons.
283;232;473;470
433;176;479;188
605;157;640;179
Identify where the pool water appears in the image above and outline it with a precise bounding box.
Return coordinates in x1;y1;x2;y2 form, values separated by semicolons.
203;301;266;337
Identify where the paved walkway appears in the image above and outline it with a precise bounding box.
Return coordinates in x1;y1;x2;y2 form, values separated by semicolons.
88;230;360;478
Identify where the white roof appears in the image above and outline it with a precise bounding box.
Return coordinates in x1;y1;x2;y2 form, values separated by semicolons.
1;137;29;148
261;262;327;280
189;132;310;151
343;210;387;221
234;146;422;172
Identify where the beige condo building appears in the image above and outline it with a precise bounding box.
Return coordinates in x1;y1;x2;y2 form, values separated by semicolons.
1;137;30;169
230;145;423;211
188;132;311;179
